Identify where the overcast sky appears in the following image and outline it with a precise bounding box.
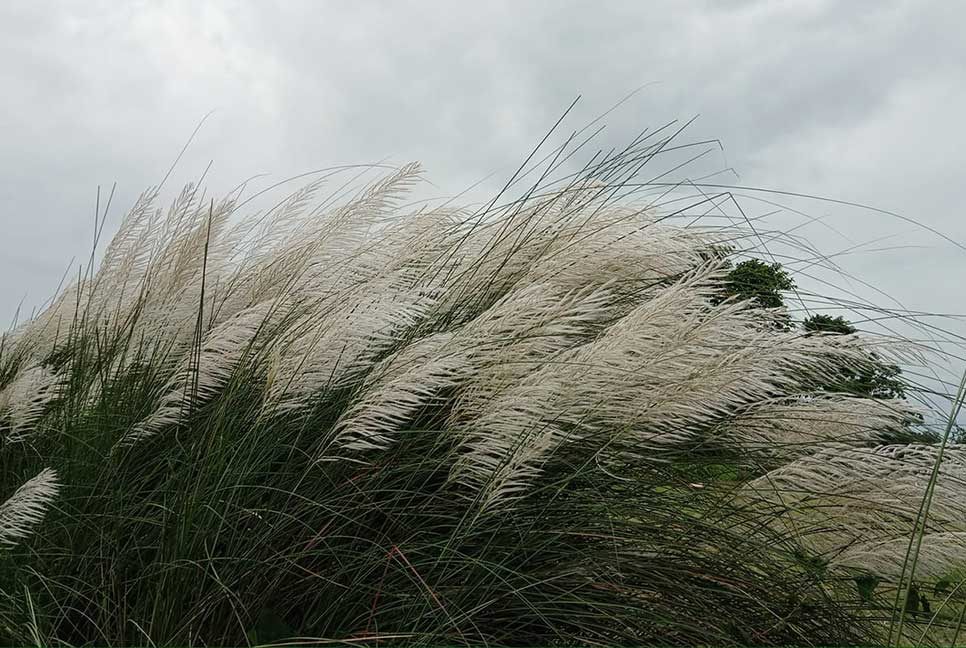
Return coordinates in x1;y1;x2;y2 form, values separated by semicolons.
2;0;966;398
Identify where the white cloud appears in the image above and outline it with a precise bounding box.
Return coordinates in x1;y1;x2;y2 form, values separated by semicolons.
1;0;964;399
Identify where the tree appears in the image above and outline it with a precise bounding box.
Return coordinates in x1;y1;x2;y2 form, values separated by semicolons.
717;259;795;310
713;259;907;401
802;313;906;400
803;314;856;336
714;259;796;330
718;263;923;441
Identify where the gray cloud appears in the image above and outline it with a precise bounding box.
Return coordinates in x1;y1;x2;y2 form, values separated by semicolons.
2;0;964;393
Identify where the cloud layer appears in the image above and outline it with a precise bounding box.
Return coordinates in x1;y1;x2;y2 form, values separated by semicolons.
2;0;964;395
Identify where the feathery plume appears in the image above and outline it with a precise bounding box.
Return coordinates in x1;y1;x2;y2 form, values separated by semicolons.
0;468;60;547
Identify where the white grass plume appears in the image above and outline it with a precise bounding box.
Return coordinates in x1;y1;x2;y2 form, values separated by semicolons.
0;166;935;497
741;444;966;556
727;396;912;457
0;468;60;547
0;365;59;442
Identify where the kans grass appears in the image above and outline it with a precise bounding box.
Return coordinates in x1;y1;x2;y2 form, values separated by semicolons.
2;129;966;646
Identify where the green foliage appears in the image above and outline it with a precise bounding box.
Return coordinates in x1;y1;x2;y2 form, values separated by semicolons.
0;348;871;645
718;261;920;444
802;314;907;400
855;574;880;602
714;258;909;402
837;359;906;400
718;259;795;310
803;314;856;336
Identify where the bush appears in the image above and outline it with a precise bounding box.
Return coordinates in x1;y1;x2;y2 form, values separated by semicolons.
0;154;962;646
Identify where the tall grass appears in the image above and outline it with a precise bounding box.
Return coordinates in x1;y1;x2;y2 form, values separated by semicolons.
1;128;964;646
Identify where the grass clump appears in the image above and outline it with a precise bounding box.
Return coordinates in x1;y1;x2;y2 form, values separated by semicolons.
0;129;964;646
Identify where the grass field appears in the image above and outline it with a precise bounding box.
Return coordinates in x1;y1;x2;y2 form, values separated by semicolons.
2;131;965;646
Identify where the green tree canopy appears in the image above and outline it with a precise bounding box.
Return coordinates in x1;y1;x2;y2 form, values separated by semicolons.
717;259;795;310
803;314;856;336
714;258;907;401
802;313;906;400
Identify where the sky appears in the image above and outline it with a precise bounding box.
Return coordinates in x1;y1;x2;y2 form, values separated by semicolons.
2;0;966;401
